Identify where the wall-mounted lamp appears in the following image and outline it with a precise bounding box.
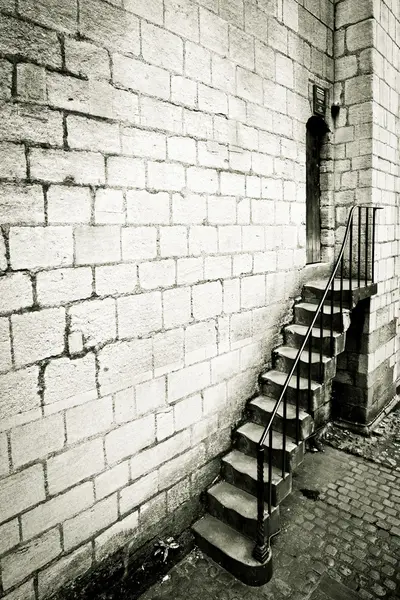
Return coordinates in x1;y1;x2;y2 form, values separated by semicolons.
331;102;340;119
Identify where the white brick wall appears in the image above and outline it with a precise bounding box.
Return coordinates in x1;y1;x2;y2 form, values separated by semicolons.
95;462;130;500
95;189;125;224
119;471;158;514
30;148;105;185
0;272;33;314
47;185;91;224
37;267;92;306
11;414;65;468
43;354;97;412
0;183;43;224
2;528;61;591
66;396;113;443
113;55;170;101
117;292;162;338
130;430;190;480
69;298;117;348
63;495;118;550
47;439;105;495
10;227;73;270
38;544;92;600
12;308;65;367
105;414;155;464
0;465;45;524
1;0;375;598
22;482;94;539
75;226;121;265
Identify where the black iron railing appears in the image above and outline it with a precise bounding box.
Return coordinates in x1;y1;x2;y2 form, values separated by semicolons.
253;205;382;564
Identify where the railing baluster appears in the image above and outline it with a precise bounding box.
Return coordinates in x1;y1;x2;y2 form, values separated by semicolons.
358;206;362;287
282;393;287;478
349;214;353;295
308;335;312;412
253;446;268;563
319;305;323;383
296;365;300;445
372;208;377;283
330;278;335;356
365;207;369;285
340;254;344;320
268;429;273;514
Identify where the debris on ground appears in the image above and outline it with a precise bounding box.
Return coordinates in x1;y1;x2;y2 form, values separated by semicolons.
154;538;180;563
323;402;400;469
300;488;320;501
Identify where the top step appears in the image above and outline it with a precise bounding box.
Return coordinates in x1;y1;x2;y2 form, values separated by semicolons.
304;279;377;307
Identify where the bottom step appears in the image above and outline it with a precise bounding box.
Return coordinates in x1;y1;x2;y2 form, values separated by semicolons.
193;515;273;587
207;481;280;540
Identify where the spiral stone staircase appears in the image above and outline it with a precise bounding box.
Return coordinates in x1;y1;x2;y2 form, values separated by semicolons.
192;277;377;586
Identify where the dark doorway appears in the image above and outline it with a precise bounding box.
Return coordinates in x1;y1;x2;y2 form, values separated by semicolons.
306;116;329;264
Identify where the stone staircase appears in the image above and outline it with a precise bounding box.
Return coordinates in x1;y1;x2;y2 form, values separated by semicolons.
192;278;377;587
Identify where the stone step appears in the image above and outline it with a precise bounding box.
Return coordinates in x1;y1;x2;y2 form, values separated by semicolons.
192;515;273;587
303;279;377;308
248;395;314;441
207;481;280;541
260;369;325;411
284;323;346;356
235;421;305;472
222;449;292;506
274;345;337;382
294;302;350;332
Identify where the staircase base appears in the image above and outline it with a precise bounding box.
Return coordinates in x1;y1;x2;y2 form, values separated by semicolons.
333;393;399;435
193;515;273;586
191;275;380;588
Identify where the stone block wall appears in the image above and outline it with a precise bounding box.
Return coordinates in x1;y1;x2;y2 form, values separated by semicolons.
332;0;400;425
0;1;335;598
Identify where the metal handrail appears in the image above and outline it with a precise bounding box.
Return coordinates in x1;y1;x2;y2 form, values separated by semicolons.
253;204;382;563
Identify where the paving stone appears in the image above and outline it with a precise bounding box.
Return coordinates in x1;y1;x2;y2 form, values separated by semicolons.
141;437;399;600
69;409;400;600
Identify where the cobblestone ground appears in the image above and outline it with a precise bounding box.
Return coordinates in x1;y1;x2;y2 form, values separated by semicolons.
138;438;400;600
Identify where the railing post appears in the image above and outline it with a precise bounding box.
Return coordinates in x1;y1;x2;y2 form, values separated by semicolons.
349;215;353;295
319;300;323;383
295;365;300;444
330;278;334;356
357;206;362;287
282;393;287;478
253;446;270;563
340;255;344;319
372;208;377;283
307;339;312;412
365;207;369;285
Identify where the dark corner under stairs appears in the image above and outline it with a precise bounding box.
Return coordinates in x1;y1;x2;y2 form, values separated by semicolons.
192;278;378;587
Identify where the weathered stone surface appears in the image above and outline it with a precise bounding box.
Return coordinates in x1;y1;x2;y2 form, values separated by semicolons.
2;528;61;590
12;307;65;367
0;14;62;67
38;544;92;598
0;366;40;422
11;412;64;467
0;464;45;524
46;438;105;495
22;482;94;539
0;1;398;599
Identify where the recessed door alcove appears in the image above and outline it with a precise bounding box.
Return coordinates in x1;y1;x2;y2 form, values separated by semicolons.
306;116;329;264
